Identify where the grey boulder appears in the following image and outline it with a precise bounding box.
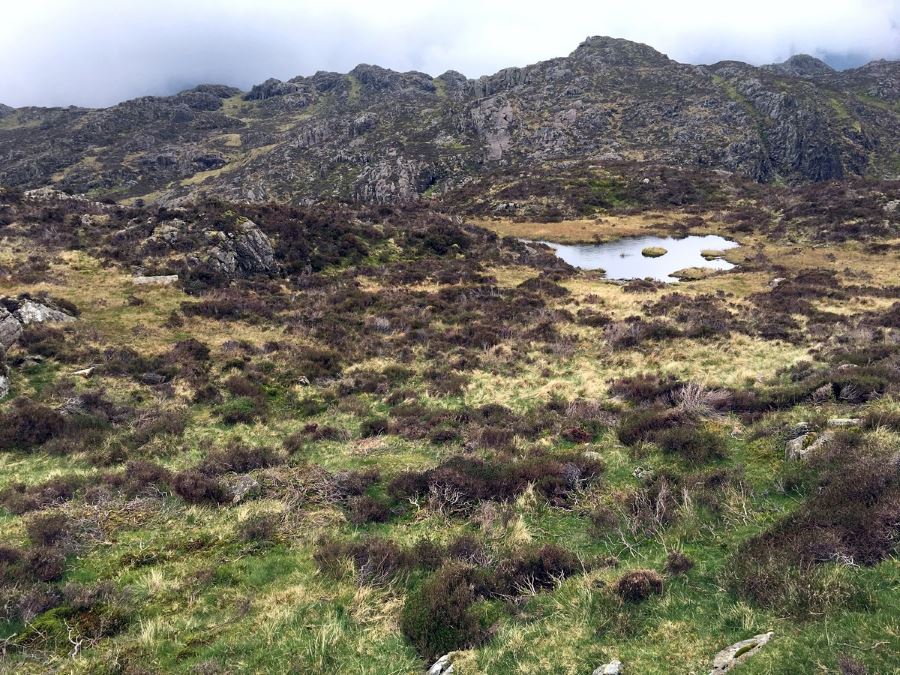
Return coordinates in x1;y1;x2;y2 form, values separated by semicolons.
593;659;623;675
710;632;773;674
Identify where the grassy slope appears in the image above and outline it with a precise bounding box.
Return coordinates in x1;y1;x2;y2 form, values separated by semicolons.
0;215;898;674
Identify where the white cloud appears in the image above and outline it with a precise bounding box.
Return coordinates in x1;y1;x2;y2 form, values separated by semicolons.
1;0;898;106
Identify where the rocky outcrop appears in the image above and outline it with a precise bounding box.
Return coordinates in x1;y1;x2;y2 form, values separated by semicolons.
0;37;896;204
0;297;77;400
710;632;773;673
0;307;24;350
0;297;76;347
201;220;277;277
763;55;835;79
15;300;77;325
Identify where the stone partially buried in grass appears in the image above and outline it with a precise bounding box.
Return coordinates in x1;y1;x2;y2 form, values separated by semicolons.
641;246;667;258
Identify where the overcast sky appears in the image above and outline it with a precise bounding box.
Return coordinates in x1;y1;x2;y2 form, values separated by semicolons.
2;0;898;108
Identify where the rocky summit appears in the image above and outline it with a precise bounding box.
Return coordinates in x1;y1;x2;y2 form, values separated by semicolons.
0;36;898;205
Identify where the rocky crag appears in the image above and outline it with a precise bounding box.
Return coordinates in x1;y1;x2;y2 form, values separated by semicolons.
0;37;897;205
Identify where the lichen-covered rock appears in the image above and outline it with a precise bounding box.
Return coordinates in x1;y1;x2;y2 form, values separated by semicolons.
827;418;861;427
592;659;623;675
15;300;76;325
427;653;454;675
709;632;773;673
0;308;23;349
785;433;811;460
132;275;179;285
201;220;277;278
228;475;261;504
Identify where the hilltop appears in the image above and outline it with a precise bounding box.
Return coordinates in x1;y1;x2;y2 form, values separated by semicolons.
0;36;898;206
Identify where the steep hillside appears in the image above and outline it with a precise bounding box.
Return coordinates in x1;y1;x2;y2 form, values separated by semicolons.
0;37;897;205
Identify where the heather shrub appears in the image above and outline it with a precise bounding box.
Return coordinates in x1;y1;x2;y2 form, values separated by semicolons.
614;569;664;602
491;544;581;595
0;398;66;451
617;407;689;446
27;547;67;582
347;495;391;525
723;438;897;615
172;470;228;505
238;513;279;545
26;512;70;547
314;536;410;586
609;373;683;405
0;475;85;514
359;416;389;438
664;551;695;575
655;425;726;463
216;396;267;424
400;564;484;660
110;460;173;498
199;443;282;475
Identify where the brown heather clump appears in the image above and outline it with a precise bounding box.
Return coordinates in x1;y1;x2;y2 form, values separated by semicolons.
400;563;484;661
615;569;664;602
0;398;66;451
664;551;695;575
26;512;71;547
171;470;228;505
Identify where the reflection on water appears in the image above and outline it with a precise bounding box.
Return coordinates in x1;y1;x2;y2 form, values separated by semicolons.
537;235;738;282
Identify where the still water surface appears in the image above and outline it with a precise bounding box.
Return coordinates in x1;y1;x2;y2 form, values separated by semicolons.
536;235;738;282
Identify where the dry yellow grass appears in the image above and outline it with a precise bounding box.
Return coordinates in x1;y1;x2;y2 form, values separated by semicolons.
474;212;724;244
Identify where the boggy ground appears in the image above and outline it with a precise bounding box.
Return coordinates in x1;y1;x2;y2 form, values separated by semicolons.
0;187;898;674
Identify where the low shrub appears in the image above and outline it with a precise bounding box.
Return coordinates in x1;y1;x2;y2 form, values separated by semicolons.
0;398;66;451
26;513;70;547
172;470;228;505
617;407;689;446
199;443;282;475
27;546;66;582
614;569;664;602
238;513;279;545
314;536;410;586
400;564;484;661
0;475;85;514
216;396;267;424
656;426;726;463
347;496;391;525
664;551;695;575
360;417;389;438
109;460;173;498
609;373;683;405
491;544;581;595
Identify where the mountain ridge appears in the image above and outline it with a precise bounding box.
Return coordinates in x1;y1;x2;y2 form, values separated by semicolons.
0;36;897;206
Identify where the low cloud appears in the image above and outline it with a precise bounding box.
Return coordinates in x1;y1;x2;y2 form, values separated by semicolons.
2;0;898;107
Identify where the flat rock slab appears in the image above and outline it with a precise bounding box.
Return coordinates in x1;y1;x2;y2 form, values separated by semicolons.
710;632;773;673
827;418;861;427
132;275;179;285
